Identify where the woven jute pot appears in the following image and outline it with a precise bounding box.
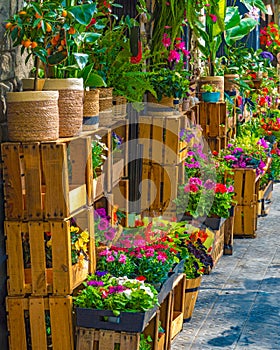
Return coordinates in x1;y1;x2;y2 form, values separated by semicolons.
21;78;45;91
83;89;100;131
44;78;84;137
7;91;59;142
113;95;127;117
224;74;239;95
198;76;224;102
147;93;175;116
99;87;113;127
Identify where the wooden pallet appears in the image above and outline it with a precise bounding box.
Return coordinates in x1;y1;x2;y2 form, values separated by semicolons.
138;114;189;165
76;310;159;350
6;296;74;350
141;162;185;215
1;138;91;220
233;204;257;238
5;207;95;296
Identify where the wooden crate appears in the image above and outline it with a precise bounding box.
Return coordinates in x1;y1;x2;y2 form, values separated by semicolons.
111;120;129;177
6;296;74;350
170;274;186;340
141;162;185;215
207;137;221;153
228;168;259;206
258;180;273;217
76;310;159;350
210;224;225;268
5;207;95;296
158;292;173;350
199;102;227;138
224;214;234;255
233;204;257;238
1;137;92;220
138;114;189;165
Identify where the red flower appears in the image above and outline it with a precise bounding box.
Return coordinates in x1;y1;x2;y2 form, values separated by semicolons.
215;183;227;194
212;150;218;156
136;276;146;281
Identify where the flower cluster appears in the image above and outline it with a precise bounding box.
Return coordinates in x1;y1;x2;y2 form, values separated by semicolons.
94;208;118;246
260;22;280;58
73;272;159;315
161;34;190;66
97;242;178;286
259;110;280;139
112;132;123;152
175;177;235;219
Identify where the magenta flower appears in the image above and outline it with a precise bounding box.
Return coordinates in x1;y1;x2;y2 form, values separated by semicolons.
87;280;104;287
104;228;116;241
168;49;181;63
118;254;127;264
109;285;126;294
106;255;115;262
157;253;167;262
99;249;111;257
175;41;185;50
204;179;216;190
162;33;171;48
209;14;217;22
257;138;269;149
189;177;202;186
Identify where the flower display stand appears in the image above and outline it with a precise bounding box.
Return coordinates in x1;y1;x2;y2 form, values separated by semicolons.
6;296;74;350
76;310;160;350
183;276;202;322
5;207;95;296
1;137;91;220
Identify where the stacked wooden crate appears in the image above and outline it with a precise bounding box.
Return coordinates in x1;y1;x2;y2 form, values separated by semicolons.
138;113;188;216
2;134;98;350
199;101;236;153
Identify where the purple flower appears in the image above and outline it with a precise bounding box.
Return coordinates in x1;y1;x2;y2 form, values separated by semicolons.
260;51;274;62
233;147;244;153
95;208;107;218
227;143;233;148
95;270;108;277
257;138;269;149
204;179;216;190
98;218;110;231
227;185;234;192
108;285;126;294
224;155;238;162
87;280;104;287
104;228;116;241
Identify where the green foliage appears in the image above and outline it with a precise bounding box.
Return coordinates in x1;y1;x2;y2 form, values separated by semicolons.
91;135;108;178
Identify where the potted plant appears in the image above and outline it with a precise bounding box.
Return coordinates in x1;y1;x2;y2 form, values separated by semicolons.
200;83;221;102
5;0;101;138
74;272;159;332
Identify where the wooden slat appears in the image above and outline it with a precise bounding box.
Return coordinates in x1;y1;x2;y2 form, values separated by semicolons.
233;170;245;204
243;170;257;205
164;117;180;165
22;143;42;220
29;297;48;349
141;163;150;213
41;143;69;219
51;221;72;295
162;165;178;213
6;297;27;350
49;296;74;350
138;117;152;161
150;164;162;212
151;117;164;164
243;205;257;237
29;222;47;295
1;143;24;219
5;221;25;295
208;103;220;137
98;330;115;350
76;328;95;350
120;332;140;350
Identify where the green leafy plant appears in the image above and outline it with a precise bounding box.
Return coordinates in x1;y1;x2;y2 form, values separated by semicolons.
200;83;219;92
73;272;159;316
91;135;108;178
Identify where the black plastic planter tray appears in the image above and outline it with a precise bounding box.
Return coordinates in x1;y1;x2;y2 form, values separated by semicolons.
75;305;158;332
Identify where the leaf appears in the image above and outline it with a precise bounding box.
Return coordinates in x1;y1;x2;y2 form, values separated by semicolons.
85;73;106;88
240;0;267;13
225;6;241;30
31;2;42;16
225;18;258;46
73;53;88;70
68;3;97;26
84;32;101;44
47;50;68;65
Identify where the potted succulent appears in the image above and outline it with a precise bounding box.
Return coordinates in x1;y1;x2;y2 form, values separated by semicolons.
200;84;221;103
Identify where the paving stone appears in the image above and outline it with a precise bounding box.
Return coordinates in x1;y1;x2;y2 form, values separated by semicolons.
171;183;280;350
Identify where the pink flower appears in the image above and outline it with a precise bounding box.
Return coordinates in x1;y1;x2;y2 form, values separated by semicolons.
157;252;167;262
175;41;185;50
205;3;210;6
118;254;127;264
209;14;217;22
189;177;202;186
135;253;143;258
102;290;108;298
98;218;109;231
166;1;170;5
99;248;111;256
162;33;171;47
164;25;172;29
106;255;115;262
145;247;155;257
182;49;190;58
168;49;181;63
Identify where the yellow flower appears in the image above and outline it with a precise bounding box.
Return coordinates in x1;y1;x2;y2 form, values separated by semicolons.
46;238;52;248
70;226;79;234
80;230;89;242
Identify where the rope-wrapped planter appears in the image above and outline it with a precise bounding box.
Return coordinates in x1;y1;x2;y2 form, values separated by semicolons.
44;78;84;137
99;87;113;127
113;95;127;117
7;91;59;142
83;89;100;131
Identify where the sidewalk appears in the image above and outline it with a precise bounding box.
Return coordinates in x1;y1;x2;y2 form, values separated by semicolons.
171;183;280;350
